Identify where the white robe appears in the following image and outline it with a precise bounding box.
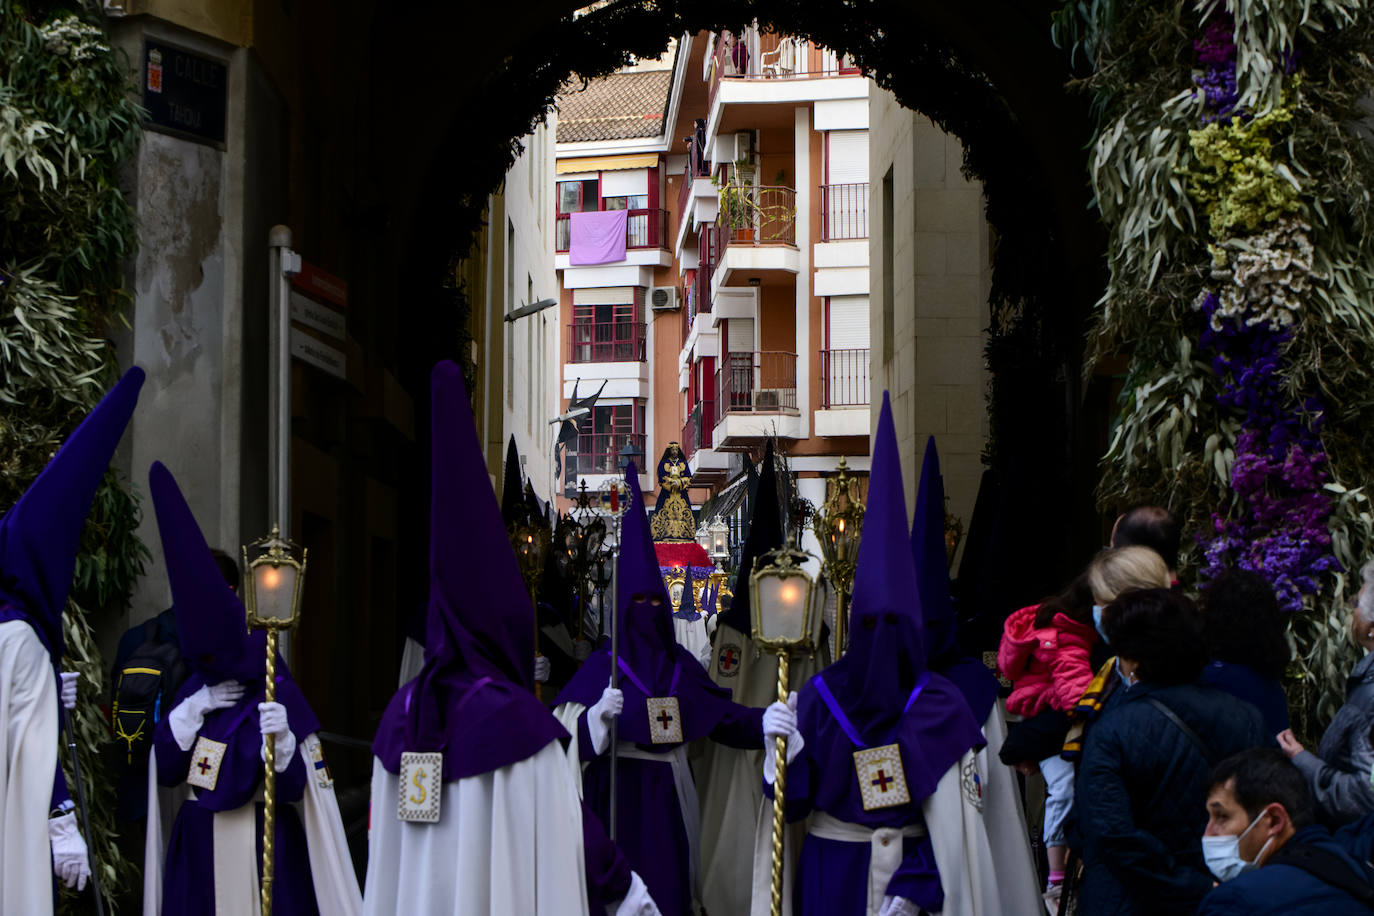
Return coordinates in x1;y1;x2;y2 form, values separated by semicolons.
143;732;362;916
698;622;824;916
0;620;58;916
748;712;1040;916
362;740;589;916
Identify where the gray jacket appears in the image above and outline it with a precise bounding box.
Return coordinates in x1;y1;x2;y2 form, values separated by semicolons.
1293;651;1374;827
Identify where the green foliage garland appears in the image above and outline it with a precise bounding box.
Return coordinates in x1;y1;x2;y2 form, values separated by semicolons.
1;2;146;910
1062;0;1374;733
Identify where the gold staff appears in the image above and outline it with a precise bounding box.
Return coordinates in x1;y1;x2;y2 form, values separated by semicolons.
242;526;307;916
750;538;823;916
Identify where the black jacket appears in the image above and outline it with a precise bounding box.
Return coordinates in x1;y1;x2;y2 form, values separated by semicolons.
1075;680;1269;915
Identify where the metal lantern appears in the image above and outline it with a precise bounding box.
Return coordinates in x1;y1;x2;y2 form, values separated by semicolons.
749;537;821;916
241;525;307;916
509;519;551;698
617;437;644;473
814;455;865;658
707;515;730;563
695;522;712;553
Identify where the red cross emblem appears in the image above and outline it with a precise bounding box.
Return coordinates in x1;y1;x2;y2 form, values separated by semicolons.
872;769;894;792
197;757;213;776
718;643;741;677
657;708;675;730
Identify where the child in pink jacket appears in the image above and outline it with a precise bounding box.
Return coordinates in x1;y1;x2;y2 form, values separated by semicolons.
998;576;1099;903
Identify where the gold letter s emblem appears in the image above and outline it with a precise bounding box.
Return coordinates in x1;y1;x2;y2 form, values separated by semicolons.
409;767;427;805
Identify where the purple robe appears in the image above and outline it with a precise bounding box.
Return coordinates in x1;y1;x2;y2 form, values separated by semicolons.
154;673;320;916
569;671;762;916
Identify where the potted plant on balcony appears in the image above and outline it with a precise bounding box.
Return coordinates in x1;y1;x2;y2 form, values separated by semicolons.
716;162;795;242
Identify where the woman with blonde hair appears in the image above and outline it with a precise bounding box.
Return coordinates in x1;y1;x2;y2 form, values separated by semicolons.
1087;546;1172;634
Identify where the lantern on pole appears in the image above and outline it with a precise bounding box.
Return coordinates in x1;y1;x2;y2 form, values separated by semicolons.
241;526;307;916
814;456;864;657
750;538;823;916
509;518;551;698
707;515;730;565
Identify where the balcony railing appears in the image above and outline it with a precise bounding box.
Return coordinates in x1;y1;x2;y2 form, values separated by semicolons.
556;208;669;254
694;225;717;322
568;322;646;363
568;433;647;478
821;348;871;408
677;137;711;220
820;183;870;241
709;29;861;107
715;351;798;426
681;399;715;460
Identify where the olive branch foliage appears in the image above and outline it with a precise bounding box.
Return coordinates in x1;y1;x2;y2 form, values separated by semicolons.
1057;0;1374;733
1;1;146;910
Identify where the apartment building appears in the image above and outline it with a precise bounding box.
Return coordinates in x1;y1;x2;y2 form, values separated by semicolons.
553;30;876;548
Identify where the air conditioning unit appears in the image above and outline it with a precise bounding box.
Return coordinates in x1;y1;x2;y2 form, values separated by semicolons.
649;286;681;311
752;388;782;409
732;131;752;164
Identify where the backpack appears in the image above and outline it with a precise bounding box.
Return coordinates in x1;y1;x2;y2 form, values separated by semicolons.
111;621;189;766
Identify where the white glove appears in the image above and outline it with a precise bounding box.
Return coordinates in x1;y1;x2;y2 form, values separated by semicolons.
879;896;921;916
763;692;804;784
587;686;624;755
610;870;661;916
49;813;90;890
60;672;78;711
534;654;551;683
168;680;246;750
258;701;296;772
573;639;593;662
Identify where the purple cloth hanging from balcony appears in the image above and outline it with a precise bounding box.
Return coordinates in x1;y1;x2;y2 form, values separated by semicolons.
569;210;628;265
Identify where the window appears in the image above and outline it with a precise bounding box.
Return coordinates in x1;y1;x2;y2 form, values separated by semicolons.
569;402;646;477
602;195;649;211
570;290;645;363
558;179;599;214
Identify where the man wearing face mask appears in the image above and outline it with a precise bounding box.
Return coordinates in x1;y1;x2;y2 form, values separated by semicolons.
1199;748;1374;914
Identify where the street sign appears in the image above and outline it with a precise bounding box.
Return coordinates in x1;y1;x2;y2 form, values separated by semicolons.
290;290;347;341
290;329;346;380
143;41;227;146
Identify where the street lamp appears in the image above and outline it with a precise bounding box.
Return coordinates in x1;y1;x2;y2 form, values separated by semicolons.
241;525;307;916
617;437;644;474
750;537;822;916
814;455;864;658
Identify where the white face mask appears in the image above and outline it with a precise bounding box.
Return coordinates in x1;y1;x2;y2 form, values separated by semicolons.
1202;810;1274;882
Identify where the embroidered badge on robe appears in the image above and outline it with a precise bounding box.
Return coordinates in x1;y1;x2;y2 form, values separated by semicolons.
187;736;228;792
646;696;683;744
854;744;910;811
716;643;742;678
311;741;334;789
960;756;985;813
398;751;442;823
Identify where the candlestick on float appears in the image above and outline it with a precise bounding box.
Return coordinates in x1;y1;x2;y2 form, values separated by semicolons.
750;537;823;916
242;526;307;916
815;456;864;658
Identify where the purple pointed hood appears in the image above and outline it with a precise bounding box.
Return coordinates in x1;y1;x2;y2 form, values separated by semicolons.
149;461;261;683
912;436;1000;722
672;565;698;621
822;392;927;733
0;367;145;663
806;393;983;803
373;361;565;780
553;461;740;744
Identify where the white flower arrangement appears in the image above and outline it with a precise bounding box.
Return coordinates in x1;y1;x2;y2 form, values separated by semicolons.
1200;218;1315;332
38;16;109;64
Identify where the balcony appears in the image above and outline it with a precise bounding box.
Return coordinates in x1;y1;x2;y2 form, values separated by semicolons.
821;349;871;407
556;208;669;254
711;187;799;290
708;30;862;109
568;433;647;478
715;351;798;423
677;137;712;222
820;183;870;241
681;399;715;460
568;322;646;364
